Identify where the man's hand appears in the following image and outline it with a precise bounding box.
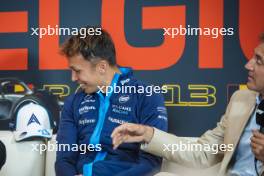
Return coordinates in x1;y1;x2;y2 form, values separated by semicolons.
111;123;154;150
251;129;264;162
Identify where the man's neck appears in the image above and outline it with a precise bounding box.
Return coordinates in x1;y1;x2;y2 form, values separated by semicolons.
106;66;120;85
100;66;120;93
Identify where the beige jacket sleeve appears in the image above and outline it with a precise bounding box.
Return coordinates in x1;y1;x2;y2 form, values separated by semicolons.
142;92;235;168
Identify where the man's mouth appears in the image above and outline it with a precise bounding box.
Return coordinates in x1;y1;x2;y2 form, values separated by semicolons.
247;74;254;81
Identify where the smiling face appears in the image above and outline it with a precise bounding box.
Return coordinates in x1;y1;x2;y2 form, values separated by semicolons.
60;27;118;94
68;54;103;94
245;43;264;97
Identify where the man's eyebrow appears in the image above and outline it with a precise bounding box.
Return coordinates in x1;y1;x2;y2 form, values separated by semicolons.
69;66;80;72
69;66;76;70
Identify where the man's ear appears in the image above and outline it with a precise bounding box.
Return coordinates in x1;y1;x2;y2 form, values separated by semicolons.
96;60;108;74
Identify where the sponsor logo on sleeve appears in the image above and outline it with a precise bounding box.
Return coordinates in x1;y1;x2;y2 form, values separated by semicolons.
119;95;130;103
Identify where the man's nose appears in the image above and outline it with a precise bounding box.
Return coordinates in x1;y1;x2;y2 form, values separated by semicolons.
245;58;254;71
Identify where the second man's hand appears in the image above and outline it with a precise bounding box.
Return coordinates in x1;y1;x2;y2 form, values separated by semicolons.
111;123;154;150
251;129;264;162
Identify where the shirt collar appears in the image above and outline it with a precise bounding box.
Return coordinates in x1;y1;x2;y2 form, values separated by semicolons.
256;95;263;105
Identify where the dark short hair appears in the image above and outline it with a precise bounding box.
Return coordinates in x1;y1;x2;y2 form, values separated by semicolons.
61;26;116;66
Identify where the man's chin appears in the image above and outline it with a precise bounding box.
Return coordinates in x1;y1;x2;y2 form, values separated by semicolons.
246;82;256;91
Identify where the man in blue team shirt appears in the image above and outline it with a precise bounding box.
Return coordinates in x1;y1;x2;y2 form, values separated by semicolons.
55;26;168;176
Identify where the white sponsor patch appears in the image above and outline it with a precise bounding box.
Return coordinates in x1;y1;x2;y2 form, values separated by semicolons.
157;106;167;114
120;78;130;85
81;95;95;104
158;115;167;121
79;119;96;125
108;117;128;125
112;104;131;112
79;106;96;114
119;95;130;103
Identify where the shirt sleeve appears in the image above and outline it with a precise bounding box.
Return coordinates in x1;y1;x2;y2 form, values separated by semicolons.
55;95;79;176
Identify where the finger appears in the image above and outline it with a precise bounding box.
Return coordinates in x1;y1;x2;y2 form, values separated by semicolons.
126;123;139;132
113;136;125;150
111;124;127;138
251;144;258;154
251;141;258;150
113;142;120;150
111;123;134;138
250;139;264;153
251;142;262;156
112;138;121;150
251;136;264;146
113;132;145;147
113;132;129;146
112;134;123;146
252;130;264;140
252;147;260;156
112;132;122;141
